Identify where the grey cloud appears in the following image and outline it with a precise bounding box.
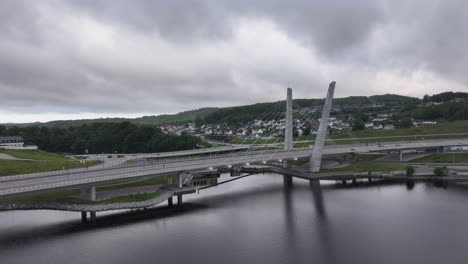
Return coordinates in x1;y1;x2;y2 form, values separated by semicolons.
68;0;384;57
0;0;468;122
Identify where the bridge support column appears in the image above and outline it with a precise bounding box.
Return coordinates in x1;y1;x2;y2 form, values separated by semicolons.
168;196;173;207
230;166;241;177
90;186;96;201
398;150;403;162
90;211;96;223
283;175;293;187
282;160;293;186
81;211;87;223
177;194;183;205
178;173;183;188
310;82;336;172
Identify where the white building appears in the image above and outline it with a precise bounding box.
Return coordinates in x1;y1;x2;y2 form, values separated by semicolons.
0;136;37;150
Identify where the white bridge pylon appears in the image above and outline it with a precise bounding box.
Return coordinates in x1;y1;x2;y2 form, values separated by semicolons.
283;82;336;173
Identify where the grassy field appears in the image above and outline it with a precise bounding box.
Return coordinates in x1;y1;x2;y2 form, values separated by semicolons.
0;159;102;176
290;159;308;166
0;189;79;203
330;120;468;139
355;154;384;161
84;192;159;204
319;162;407;173
0;149;102;176
412;153;468;163
0;149;70;160
97;176;169;191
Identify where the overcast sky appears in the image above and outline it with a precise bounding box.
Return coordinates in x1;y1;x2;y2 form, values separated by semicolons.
1;0;467;123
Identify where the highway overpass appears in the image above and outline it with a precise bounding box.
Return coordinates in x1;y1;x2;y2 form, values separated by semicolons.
2;138;468;198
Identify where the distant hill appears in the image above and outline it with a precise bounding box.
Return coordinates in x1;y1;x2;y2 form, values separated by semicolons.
4;92;461;128
425;92;468;103
6;108;218;128
368;94;421;105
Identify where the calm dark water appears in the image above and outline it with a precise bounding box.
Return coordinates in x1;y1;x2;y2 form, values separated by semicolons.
1;174;468;264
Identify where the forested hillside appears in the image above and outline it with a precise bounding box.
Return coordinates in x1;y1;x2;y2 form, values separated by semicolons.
3;92;468;129
0;122;203;154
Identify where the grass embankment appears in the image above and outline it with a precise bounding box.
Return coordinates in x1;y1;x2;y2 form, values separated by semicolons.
319;162;407;173
0;190;79;203
0;149;68;160
412;153;468;163
355;154;384;161
0;149;102;176
83;192;159;204
97;176;168;191
0;160;102;177
264;158;308;168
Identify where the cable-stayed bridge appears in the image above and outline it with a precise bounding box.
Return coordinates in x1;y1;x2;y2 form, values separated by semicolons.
2;81;468;221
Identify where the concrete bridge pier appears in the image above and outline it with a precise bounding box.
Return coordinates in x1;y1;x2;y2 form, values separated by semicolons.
398;150;403;161
283;175;293;187
230;166;242;177
90;212;96;222
89;186;97;223
81;211;87;223
282;160;293;186
90;186;96;201
177;194;183;205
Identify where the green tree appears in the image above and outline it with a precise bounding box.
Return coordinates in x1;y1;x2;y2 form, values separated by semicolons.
422;94;430;103
399;117;413;128
433;166;448;177
352;120;365;131
406;166;415;177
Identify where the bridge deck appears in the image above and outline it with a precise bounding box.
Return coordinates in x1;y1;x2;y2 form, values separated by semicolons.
2;138;468;197
0;186;196;212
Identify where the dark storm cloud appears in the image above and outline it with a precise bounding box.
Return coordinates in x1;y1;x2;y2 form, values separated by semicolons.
0;0;467;122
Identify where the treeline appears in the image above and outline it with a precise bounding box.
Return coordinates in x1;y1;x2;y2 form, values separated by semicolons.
14;108;218;128
423;92;468;103
0;122;203;154
197;101;285;126
412;101;468;121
